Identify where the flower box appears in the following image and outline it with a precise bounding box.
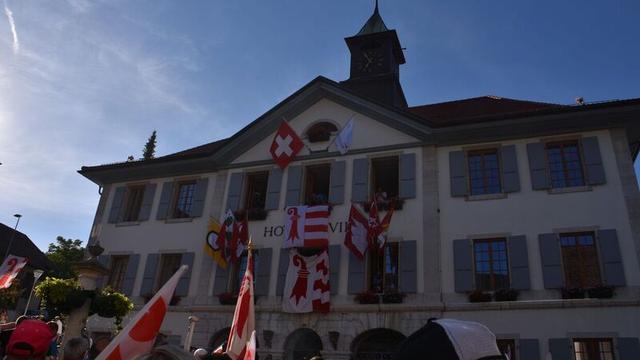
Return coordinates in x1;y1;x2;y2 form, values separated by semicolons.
355;291;380;304
218;292;238;305
381;292;405;304
587;285;614;299
561;287;586;299
468;290;492;303
494;288;519;302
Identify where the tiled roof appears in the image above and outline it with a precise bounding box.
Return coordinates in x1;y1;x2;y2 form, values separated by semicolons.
407;96;565;126
0;223;52;270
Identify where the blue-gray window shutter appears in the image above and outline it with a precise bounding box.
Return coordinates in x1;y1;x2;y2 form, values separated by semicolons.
449;151;468;197
121;254;140;296
329;245;341;295
190;178;209;218
508;235;530;290
538;233;563;288
276;248;290;296
399;240;417;293
95;255;111;289
329;161;346;205
138;184;157;221
618;337;640;360
108;187;126;223
501;145;520;193
212;266;229;295
254;248;272;296
265;168;283;210
226;173;245;211
140;253;160;296
175;252;194;297
548;338;572;360
399;153;416;199
285;166;303;206
527;142;550;190
597;229;626;286
453;239;473;292
156;182;175;220
518;339;540;360
582;136;606;185
351;158;369;202
347;251;365;294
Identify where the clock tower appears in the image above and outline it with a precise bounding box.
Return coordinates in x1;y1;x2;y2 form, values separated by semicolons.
341;1;408;108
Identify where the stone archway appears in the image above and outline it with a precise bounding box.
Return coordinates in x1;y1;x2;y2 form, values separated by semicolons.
283;328;323;360
351;328;406;360
208;327;230;349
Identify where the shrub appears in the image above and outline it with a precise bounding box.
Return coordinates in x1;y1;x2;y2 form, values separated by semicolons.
355;291;379;304
494;288;519;302
91;287;134;331
468;290;492;303
35;277;86;315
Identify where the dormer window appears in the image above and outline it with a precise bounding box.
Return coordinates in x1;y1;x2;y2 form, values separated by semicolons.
306;122;338;143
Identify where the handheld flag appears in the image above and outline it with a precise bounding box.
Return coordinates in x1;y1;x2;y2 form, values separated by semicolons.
96;265;188;360
243;331;256;360
0;255;28;289
270;121;304;169
205;218;227;269
335;117;354;155
344;204;369;259
226;249;255;359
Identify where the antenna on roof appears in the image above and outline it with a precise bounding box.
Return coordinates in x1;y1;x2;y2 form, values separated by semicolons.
575;97;585;105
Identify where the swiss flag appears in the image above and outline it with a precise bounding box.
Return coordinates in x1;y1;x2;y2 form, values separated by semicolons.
270;121;304;169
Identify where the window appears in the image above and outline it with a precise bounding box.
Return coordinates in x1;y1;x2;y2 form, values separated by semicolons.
304;164;331;205
468;149;501;195
496;339;517;360
473;238;509;291
368;242;399;293
228;252;258;294
244;172;269;210
107;256;129;291
546;141;585;188
573;338;615;360
306;122;338;143
121;185;146;222
172;181;196;218
372;156;399;206
155;254;182;292
560;232;601;288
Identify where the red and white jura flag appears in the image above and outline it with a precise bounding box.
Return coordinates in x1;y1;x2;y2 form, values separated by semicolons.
0;255;28;289
243;331;256;360
344;204;369;260
96;265;187;360
283;205;329;249
282;249;330;313
226;250;255;360
270;121;304;169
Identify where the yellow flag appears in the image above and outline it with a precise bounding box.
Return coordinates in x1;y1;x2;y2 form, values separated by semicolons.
204;217;227;269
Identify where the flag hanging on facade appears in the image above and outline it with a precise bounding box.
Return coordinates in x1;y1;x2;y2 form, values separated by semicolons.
344;204;369;259
283;205;329;249
376;205;394;253
243;331;256;360
229;216;249;263
335;117;354;155
205;218;227;269
96;265;188;360
0;255;28;289
270;121;304;169
367;200;382;251
282;249;330;313
226;250;255;360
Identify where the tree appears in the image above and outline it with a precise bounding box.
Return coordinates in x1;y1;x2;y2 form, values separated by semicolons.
46;236;85;279
142;130;157;160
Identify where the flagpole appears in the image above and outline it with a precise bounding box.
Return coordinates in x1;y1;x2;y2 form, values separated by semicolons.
325;113;356;151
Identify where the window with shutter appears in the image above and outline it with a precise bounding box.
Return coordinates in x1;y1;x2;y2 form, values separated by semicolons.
572;338;615;360
304;164;331;206
367;242;399;293
227;251;258;293
371;156;399;210
155;254;182;292
107;255;129;291
171;181;197;218
244;171;269;217
496;339;517;360
473;238;509;291
546;140;586;188
467;149;502;195
121;185;146;222
560;232;601;288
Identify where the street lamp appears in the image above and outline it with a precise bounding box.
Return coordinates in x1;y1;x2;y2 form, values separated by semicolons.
3;214;22;260
24;269;44;316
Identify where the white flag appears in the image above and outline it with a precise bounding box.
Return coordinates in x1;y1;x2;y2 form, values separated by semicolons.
335;117;354;155
96;265;188;360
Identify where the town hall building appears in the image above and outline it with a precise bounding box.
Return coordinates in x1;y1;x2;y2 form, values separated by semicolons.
79;4;640;360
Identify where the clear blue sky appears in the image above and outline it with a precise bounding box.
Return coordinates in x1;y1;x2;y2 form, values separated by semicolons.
1;0;639;252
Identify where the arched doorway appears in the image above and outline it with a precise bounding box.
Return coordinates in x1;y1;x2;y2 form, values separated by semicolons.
208;327;230;349
283;328;323;360
351;328;406;360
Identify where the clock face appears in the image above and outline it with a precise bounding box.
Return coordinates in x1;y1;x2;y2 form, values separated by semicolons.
357;48;384;73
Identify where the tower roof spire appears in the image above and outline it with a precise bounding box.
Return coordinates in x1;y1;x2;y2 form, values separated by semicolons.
356;0;389;35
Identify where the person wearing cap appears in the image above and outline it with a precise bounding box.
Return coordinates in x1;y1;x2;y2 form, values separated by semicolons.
4;319;56;360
